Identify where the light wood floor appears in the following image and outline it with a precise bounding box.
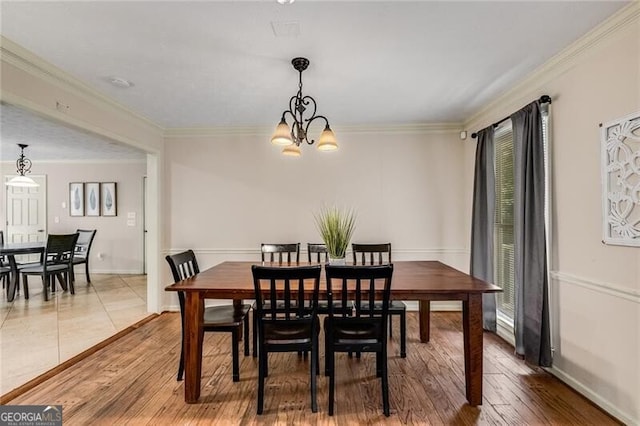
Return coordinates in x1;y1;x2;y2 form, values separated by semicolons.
6;311;619;425
0;273;148;394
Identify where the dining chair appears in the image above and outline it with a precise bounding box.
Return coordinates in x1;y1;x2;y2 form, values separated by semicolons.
21;233;79;301
352;243;407;358
71;229;97;284
251;264;321;414
252;242;301;357
308;243;353;317
166;250;251;382
324;264;394;416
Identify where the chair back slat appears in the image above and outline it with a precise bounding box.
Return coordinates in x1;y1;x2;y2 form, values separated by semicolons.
252;265;321;322
74;229;97;259
307;243;328;263
325;265;393;321
261;243;300;264
45;234;79;264
352;243;392;265
165;250;200;282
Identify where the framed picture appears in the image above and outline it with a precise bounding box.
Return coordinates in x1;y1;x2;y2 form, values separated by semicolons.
69;182;85;216
85;182;100;216
601;111;640;246
101;182;117;216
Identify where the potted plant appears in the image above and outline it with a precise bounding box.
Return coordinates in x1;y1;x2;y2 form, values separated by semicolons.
314;206;356;264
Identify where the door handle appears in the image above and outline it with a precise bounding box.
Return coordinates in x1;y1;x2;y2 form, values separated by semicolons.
37;229;45;232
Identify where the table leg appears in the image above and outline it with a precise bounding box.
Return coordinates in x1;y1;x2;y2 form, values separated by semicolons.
462;294;483;406
419;300;430;342
6;255;18;302
184;292;204;403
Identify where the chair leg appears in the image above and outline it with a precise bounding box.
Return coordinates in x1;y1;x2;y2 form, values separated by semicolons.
381;347;390;417
389;315;393;338
252;309;258;358
257;345;265;414
328;351;335;416
42;275;49;301
310;340;318;412
400;310;407;358
376;352;382;378
177;344;185;381
22;275;29;300
243;314;250;357
232;328;240;382
85;262;91;283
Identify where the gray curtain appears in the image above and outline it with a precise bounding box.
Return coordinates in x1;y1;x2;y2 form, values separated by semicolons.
511;101;552;367
470;126;496;332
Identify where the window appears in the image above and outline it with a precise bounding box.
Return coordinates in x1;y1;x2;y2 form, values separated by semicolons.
494;123;515;322
493;109;549;326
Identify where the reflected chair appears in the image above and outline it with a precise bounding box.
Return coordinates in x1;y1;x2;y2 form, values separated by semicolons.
0;231;6;290
251;264;321;414
252;243;301;357
71;229;97;284
166;250;251;382
352;243;406;358
324;264;394;416
21;233;79;301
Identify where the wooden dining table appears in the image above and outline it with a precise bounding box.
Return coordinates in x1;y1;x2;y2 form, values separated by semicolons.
165;260;501;406
0;241;45;302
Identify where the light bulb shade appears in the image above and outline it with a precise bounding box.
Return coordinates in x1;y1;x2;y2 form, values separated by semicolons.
271;120;293;146
282;144;301;157
6;175;39;187
317;126;338;151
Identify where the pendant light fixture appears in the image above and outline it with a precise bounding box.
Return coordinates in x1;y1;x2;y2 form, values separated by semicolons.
5;144;39;187
270;57;338;156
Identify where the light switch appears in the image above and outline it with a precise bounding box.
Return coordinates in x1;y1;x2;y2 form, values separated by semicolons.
127;212;136;219
61;201;66;209
54;216;59;223
127;219;135;227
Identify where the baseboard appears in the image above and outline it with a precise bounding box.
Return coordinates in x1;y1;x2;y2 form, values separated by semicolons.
91;269;144;275
545;366;636;425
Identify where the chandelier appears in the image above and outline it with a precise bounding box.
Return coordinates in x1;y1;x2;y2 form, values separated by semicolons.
271;57;338;156
5;144;39;187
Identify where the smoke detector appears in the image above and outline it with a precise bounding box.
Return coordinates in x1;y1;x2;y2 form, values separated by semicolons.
105;76;134;89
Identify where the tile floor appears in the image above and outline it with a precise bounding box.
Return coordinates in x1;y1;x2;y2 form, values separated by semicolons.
0;273;148;395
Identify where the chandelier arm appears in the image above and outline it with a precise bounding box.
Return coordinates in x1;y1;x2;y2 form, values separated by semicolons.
301;95;318;123
303;115;330;145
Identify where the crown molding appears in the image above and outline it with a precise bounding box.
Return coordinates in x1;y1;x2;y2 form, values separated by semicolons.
164;122;462;139
464;2;640;132
0;36;163;136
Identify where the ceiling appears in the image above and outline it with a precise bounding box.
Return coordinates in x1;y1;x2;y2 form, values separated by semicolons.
0;1;630;159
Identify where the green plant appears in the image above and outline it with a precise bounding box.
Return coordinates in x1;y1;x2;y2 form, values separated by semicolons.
314;206;356;259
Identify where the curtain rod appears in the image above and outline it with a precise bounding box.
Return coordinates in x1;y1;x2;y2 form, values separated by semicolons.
470;95;552;139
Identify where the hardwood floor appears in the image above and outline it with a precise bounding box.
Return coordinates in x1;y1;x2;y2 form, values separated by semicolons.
5;312;619;425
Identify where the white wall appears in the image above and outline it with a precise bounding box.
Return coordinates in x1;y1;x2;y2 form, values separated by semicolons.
0;161;146;273
464;6;640;424
163;129;469;307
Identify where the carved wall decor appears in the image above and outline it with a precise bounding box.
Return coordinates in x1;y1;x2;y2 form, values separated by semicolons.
601;111;640;246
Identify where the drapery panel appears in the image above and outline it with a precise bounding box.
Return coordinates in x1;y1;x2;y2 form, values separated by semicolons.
470;126;497;332
511;101;552;367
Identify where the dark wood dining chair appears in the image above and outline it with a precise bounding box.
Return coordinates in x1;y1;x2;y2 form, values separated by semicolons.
166;250;251;382
71;229;97;284
251;264;321;414
261;243;300;263
21;233;79;301
252;242;301;357
324;264;394;416
308;243;353;317
0;230;7;290
352;243;407;358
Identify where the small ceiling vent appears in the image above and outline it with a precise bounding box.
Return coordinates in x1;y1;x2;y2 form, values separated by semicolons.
271;21;300;38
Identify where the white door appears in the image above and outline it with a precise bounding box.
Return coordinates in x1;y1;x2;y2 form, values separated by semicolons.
5;175;47;248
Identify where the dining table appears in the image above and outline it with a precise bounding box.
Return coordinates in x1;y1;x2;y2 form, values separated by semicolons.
0;241;45;302
165;260;502;406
